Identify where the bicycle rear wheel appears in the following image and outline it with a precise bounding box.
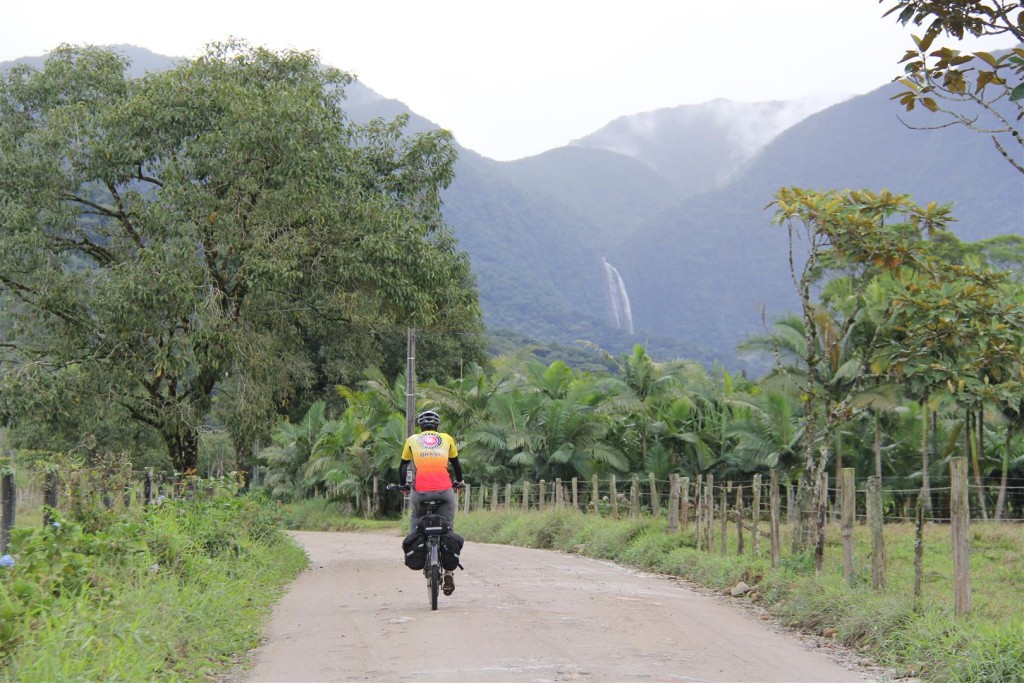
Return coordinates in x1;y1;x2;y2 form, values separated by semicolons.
427;541;440;610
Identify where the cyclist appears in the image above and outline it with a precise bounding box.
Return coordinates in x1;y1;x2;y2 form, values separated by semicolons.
398;409;464;595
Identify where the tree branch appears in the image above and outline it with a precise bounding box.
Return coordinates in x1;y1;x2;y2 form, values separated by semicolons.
106;182;144;248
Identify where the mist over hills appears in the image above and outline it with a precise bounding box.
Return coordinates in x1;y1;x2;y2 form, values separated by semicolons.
612;83;1023;359
569;96;852;198
5;46;1020;373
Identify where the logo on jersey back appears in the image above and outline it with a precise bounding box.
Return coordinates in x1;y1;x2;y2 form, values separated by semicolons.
418;433;442;449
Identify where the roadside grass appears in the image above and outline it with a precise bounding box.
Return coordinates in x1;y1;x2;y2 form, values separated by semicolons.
452;509;1024;683
0;490;307;681
279;498;398;532
22;490;1006;681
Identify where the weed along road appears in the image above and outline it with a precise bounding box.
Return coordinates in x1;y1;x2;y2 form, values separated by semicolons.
242;531;879;682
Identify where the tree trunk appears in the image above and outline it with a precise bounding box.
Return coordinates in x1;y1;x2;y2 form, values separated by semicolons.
919;402;931;516
793;406;825;554
793;469;818;554
995;427;1012;521
969;408;988;520
875;410;883;479
835;429;843;520
164;426;200;473
923;406;935;516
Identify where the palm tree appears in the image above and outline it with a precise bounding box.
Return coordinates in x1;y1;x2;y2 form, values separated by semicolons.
533;379;628;480
464;390;544;482
590;344;692;470
260;401;329;500
725;388;803;476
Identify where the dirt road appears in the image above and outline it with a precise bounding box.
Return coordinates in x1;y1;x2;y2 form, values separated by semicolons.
242;531;880;682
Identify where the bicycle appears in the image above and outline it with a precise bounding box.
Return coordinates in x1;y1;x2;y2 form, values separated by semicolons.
387;482;464;611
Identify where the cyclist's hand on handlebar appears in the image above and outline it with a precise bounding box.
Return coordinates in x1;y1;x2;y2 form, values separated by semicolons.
386;483;410;493
453;480;466;491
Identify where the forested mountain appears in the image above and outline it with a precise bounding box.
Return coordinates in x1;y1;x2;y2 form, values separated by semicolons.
4;46;1019;373
340;56;1020;371
612;82;1022;357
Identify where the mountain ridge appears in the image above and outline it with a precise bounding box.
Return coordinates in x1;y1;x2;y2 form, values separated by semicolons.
4;45;1018;373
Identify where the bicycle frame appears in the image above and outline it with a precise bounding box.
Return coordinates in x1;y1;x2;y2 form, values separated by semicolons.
420;500;445;611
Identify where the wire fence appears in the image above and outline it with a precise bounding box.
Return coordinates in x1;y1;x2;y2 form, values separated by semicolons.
453;472;1024;524
455;460;989;615
0;461;244;553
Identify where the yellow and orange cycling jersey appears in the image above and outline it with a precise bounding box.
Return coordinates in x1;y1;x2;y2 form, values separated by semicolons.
401;430;459;492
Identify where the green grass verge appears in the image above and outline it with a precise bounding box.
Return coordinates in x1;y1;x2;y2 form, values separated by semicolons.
0;491;307;681
452;508;1024;683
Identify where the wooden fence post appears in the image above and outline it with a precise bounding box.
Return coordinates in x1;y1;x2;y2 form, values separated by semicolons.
610;475;619;518
555;478;563;507
681;476;690;532
786;483;796;526
538;480;546;511
867;475;886;590
145;468;153;505
668;473;680;534
522;481;530;510
719;483;728;554
591;475;600;514
770;470;781;568
491;483;499;511
841;468;855;586
815;471;828;574
1;472;14;554
648;472;660;516
571;477;578;511
695;476;704;550
630;476;640;518
752;474;762;557
464;483;472;513
705;474;715;552
735;485;744;555
372;475;379;518
950;457;972;615
505;483;512;509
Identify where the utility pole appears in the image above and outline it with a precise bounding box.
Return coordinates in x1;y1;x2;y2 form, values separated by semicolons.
403;328;417;507
405;328;416;439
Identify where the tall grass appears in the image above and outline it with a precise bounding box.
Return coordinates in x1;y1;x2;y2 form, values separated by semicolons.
453;509;1024;683
0;489;307;681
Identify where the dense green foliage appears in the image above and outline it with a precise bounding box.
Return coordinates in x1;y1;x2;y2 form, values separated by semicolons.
765;187;1024;546
0;486;306;681
251;186;1023;534
0;43;486;471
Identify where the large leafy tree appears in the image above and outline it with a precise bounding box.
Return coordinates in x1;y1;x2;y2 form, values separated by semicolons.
884;0;1024;173
878;251;1024;514
0;42;484;471
770;187;950;550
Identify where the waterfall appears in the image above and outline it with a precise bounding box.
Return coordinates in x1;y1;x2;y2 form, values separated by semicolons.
602;258;634;335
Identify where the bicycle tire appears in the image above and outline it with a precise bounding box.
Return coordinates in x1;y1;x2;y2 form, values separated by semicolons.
428;541;440;611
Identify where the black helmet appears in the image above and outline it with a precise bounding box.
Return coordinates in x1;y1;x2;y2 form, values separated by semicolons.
416;410;440;430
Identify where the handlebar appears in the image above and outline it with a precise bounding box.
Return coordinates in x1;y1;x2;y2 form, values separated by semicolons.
386;482;466;493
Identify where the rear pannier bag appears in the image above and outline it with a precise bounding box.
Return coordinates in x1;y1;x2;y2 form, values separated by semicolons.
416;513;450;536
402;530;427;570
439;530;465;571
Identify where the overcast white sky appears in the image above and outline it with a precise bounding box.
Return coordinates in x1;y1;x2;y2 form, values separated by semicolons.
3;0;1016;160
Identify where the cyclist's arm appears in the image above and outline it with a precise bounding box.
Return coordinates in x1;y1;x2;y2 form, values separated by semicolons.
450;455;463;483
399;460;410;488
